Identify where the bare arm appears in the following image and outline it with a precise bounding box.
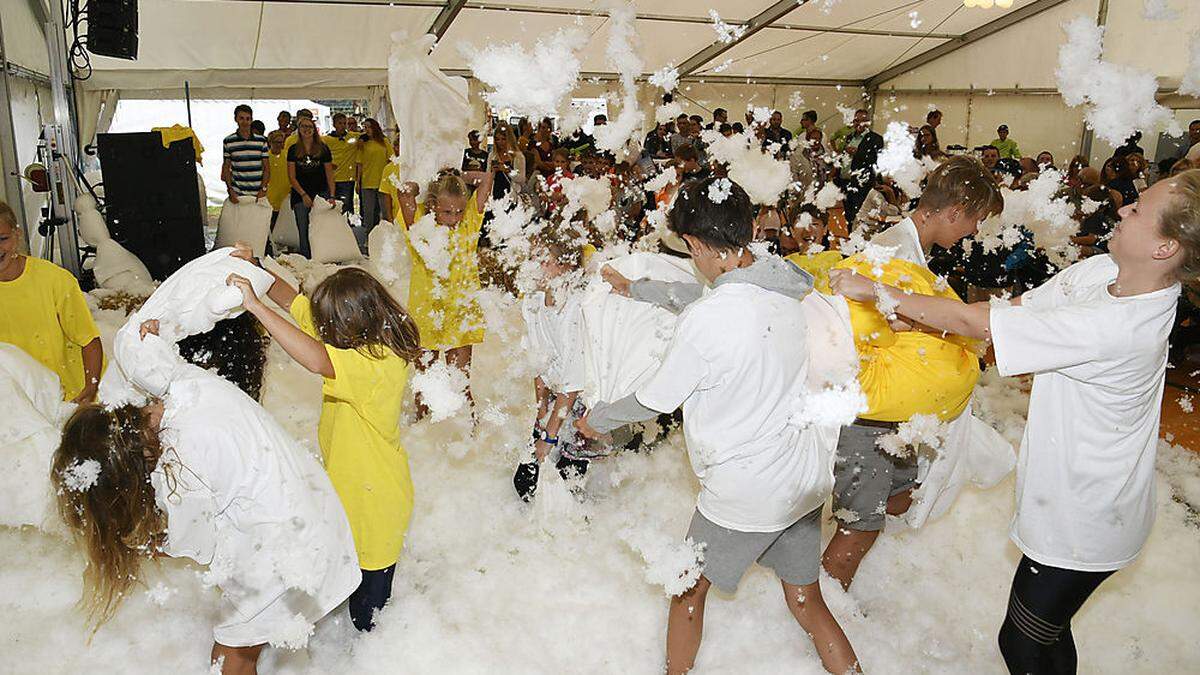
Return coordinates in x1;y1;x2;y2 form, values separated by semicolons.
396;181;419;227
323;162;335;199
258;156;270;197
71;337;103;403
829;269;996;341
227;274;334;378
228;245;297;309
474;165;497;212
222;158;238;202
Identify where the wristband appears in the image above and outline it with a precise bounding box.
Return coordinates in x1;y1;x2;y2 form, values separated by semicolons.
542;435;559;446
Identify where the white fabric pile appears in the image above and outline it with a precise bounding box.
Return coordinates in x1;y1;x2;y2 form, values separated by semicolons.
389;31;471;188
74;194;155;295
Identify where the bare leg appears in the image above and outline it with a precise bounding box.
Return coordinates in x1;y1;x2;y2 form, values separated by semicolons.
781;580;861;674
445;345;475;412
822;526;881;591
666;575;711;675
210;643;265;675
885;488;913;516
412;350;439;420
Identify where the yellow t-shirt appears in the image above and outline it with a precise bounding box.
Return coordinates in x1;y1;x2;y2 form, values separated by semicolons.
290;295;414;571
153;125;204;163
358;139;393;190
266;149;291;211
820;255;981;423
325;132;361;184
0;256;101;400
378;161;401;219
786;250;844;290
400;193;485;350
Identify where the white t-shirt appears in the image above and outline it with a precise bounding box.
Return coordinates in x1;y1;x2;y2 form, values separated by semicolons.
869;216;926;266
990;255;1180;571
636;282;833;532
521;289;586;393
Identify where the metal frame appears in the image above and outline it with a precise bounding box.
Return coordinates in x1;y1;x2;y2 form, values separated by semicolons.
863;0;1072;91
675;0;799;78
428;0;468;40
0;11;30;239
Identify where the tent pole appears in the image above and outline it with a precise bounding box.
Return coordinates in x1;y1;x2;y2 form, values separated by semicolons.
185;81;192;127
1079;0;1110;163
44;0;82;276
0;11;29;235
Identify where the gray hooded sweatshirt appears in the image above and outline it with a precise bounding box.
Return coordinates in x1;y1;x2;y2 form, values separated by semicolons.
588;256;814;434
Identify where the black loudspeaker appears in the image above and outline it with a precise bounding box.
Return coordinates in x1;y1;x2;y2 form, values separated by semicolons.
88;0;139;60
97;132;206;280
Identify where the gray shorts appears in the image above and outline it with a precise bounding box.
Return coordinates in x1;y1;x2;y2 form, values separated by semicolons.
686;507;823;594
831;422;918;532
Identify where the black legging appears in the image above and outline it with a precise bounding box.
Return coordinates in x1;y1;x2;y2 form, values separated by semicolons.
998;555;1115;674
349;564;396;632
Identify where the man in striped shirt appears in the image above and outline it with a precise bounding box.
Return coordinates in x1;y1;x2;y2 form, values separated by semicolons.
222;104;270;203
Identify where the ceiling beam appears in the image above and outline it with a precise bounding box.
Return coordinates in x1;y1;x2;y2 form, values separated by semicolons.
864;0;1071;91
770;23;958;40
675;0;800;78
428;0;467;40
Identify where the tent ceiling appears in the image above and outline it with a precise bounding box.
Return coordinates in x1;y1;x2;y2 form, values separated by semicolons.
79;0;1066;92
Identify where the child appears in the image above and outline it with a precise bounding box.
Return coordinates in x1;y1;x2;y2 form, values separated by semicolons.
53;321;360;674
578;176;858;675
227;255;420;632
821;155;1003;590
831;169;1199;675
265;130;290;228
784;207;843;287
511;223;601;501
394;168;496;415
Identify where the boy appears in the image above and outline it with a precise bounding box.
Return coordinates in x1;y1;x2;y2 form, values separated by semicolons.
221;104;269;203
577;177;858;675
821;155;1004;590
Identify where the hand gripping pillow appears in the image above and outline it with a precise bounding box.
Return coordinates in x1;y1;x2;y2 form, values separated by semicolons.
308;198;362;263
99;248;275;406
215;196;274;257
579;252;700;407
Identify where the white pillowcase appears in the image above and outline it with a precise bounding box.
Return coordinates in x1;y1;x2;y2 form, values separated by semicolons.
215;196;274;257
308;198;362;263
271;201;301;250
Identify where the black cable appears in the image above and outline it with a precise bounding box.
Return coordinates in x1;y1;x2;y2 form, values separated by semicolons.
66;0;93;81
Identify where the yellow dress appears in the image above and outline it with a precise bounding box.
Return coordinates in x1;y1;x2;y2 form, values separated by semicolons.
265;150;291;211
0;257;101;401
786;250;844;289
400;193;486;351
378;161;400;218
819;255;981;423
290;295;414;571
358;140;393;190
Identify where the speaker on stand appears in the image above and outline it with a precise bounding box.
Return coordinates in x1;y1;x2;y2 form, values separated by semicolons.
86;0;139;61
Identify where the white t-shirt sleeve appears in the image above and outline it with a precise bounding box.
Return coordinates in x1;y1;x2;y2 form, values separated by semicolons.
990;303;1113;376
1020;255;1117;310
636;318;710;413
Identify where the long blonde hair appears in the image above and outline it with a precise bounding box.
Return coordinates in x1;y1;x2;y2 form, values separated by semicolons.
1159;168;1200;288
52;404;166;629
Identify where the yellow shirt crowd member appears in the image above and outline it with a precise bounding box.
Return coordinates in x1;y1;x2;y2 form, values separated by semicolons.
399;193;486;350
378;160;400;219
0;257;101;400
290;294;414;571
786;250;844;290
266;149;291;211
358;139;393;191
324;132;360;184
819;255;981;423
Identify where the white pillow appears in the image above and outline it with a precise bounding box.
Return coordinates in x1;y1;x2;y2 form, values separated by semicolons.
366;220;411;303
271;201;301;250
214;196;274;257
308;198;362;263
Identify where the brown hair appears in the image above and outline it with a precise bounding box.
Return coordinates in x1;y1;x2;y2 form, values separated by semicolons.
1159;169;1200;288
919;155;1004;219
52;404;166;629
531;221;586;268
294;117;328;157
309;267;421;362
362;118;387;147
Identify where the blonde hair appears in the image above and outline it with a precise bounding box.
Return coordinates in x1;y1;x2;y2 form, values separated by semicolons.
52;405;166;629
919;155;1004;219
1159;169;1200;288
425;169;469;212
0;199;16;228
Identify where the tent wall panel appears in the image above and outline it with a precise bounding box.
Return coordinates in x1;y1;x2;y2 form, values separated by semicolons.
3;77;56;251
1;0;51;75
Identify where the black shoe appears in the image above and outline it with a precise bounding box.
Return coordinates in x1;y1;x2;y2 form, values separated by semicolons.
513;461;539;502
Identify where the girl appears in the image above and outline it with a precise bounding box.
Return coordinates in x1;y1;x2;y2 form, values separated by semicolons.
395;167;496;416
264;130;290;228
53;321;359;674
831;170;1200;674
512;224;596;501
286;117;336;258
357;118;394;232
227;256;420;633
